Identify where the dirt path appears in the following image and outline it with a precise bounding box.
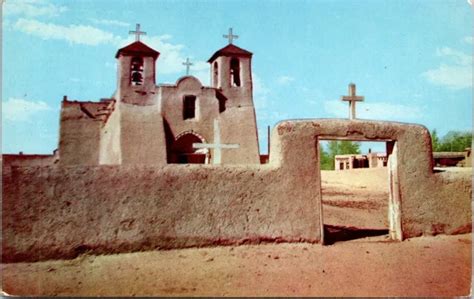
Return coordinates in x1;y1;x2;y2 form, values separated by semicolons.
2;234;471;296
322;168;389;228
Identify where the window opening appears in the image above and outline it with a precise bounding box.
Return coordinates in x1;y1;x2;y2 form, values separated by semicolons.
230;58;241;87
130;57;144;86
183;95;196;120
213;62;219;87
216;91;227;113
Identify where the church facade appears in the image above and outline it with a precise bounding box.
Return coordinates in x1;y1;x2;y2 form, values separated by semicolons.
58;30;260;166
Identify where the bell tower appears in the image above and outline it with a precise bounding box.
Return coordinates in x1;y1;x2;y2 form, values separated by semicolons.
115;24;160;105
206;28;260;164
208;28;253;108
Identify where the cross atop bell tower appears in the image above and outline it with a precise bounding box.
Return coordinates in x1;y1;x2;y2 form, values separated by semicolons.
129;23;147;41
223;28;239;44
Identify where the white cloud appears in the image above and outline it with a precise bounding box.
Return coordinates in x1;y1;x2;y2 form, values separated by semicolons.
422;47;472;90
422;64;472;90
187;61;210;86
10;17;214;85
2;98;52;122
464;36;473;45
12;17;208;80
436;47;471;65
117;35;206;78
121;35;211;84
91;18;130;28
14;18;121;46
323;100;423;121
276;75;295;85
4;0;67;17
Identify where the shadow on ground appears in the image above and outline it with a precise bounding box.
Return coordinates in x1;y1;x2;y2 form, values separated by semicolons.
324;224;389;245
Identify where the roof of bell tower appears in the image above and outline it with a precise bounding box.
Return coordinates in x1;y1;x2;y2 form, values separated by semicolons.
207;44;252;63
115;41;160;59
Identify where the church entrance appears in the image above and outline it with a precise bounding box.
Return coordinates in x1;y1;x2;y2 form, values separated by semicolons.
169;132;208;164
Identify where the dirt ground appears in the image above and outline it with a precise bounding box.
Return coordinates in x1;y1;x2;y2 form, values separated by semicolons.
2;168;472;296
322;168;389;229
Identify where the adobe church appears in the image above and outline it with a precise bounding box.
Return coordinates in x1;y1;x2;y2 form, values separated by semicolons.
59;26;260;165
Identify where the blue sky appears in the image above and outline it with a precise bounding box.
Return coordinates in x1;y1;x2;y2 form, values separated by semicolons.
2;0;473;155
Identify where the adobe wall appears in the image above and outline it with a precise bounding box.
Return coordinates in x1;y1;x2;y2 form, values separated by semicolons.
99;106;122;165
2;163;320;263
2;154;57;178
58;102;103;165
270;119;471;238
3;119;471;263
160;77;218;143
160;76;260;164
119;102;167;165
219;106;260;164
2;154;57;168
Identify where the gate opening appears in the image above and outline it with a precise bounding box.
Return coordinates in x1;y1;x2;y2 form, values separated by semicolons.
318;139;401;244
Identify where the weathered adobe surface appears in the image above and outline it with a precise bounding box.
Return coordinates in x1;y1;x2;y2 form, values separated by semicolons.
270;119;471;239
2;119;471;263
2;164;320;263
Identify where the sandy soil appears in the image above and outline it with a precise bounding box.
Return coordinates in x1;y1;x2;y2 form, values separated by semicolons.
2;168;472;296
322;168;389;229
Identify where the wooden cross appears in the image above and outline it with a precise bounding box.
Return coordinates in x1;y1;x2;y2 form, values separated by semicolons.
129;23;146;42
223;28;239;44
193;119;239;164
341;83;364;120
182;58;193;75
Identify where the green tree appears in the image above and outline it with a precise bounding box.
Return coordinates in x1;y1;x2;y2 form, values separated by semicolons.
431;130;472;152
320;140;361;170
320;147;333;170
431;129;441;152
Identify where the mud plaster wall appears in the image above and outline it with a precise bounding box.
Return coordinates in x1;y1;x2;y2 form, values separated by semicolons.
270;119;472;238
58;103;102;166
3;119;471;263
119;103;167;165
2;163;320;263
160;76;260;164
160;78;218;145
99;104;122;165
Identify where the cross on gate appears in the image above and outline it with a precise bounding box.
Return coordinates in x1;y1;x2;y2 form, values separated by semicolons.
193;119;239;164
182;58;193;75
341;83;364;120
223;28;239;44
129;23;146;42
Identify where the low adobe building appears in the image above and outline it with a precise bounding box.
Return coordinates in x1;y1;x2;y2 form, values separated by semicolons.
335;152;387;171
433;148;472;167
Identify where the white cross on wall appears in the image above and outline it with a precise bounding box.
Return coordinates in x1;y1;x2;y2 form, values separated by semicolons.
129;23;147;41
182;58;193;75
193;119;239;164
341;83;364;120
223;28;239;44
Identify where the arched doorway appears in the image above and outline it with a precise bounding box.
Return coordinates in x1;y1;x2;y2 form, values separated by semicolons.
170;132;209;164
